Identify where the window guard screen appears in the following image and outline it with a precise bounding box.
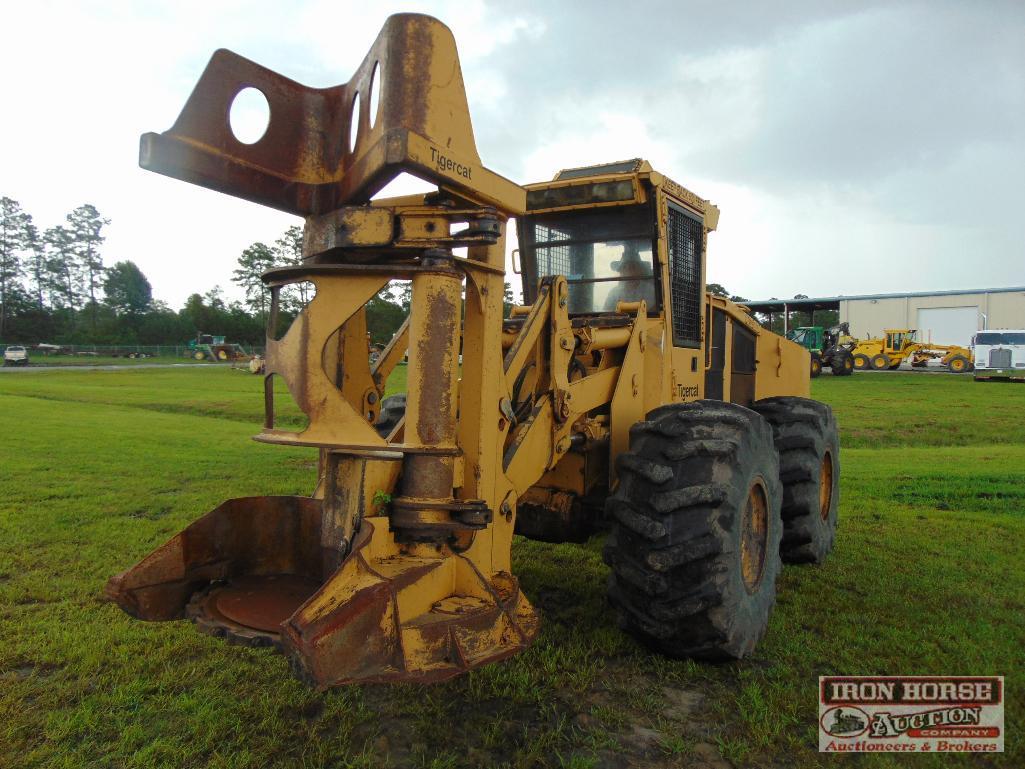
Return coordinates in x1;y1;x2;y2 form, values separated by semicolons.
668;204;703;347
520;204;658;314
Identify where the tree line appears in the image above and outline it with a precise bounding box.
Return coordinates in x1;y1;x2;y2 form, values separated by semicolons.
0;197;419;347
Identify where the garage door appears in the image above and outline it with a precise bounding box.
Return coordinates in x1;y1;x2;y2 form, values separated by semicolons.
916;307;979;347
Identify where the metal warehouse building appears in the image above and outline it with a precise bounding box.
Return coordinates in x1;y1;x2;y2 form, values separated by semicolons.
745;286;1025;347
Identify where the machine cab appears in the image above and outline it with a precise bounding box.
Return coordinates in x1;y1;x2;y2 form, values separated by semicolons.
515;159;804;408
787;327;824;351
517;160;713;344
885;329;916;353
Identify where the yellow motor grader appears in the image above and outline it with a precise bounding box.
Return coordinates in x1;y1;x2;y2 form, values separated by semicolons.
850;329;973;372
106;14;840;686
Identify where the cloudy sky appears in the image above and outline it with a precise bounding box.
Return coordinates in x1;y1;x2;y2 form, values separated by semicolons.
3;0;1022;308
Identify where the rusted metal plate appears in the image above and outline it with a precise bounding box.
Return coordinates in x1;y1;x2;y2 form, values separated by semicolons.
105;496;324;621
213;574;321;632
277;523;541;687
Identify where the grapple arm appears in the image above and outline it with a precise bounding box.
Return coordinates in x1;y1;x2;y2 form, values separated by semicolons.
140;13;524;216
109;14;541;688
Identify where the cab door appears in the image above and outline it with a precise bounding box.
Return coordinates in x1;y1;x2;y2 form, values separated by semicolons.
704;307;726;399
665;200;705;400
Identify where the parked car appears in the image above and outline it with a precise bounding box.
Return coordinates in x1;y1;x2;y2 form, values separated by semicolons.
3;345;29;366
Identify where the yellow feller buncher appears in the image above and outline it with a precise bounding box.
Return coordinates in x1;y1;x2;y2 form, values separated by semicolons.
850;329;973;373
106;14;840;686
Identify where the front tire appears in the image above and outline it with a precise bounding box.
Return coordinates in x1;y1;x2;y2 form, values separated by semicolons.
947;355;970;373
603;400;783;661
871;353;891;370
751;397;839;564
810;353;823;378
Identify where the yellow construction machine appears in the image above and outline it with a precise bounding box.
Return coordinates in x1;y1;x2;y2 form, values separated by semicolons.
850;329;973;372
106;14;839;686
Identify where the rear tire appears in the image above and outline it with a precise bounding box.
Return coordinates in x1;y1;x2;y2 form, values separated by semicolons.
375;393;407;438
852;354;870;370
603;400;783;661
870;353;890;370
829;351;854;376
751;397;839;564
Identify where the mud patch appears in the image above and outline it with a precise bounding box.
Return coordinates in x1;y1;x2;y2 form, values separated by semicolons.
2;660;62;680
14;596;52;606
128;504;173;519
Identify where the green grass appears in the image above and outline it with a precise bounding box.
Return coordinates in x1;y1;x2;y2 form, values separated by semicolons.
818;371;1025;447
0;370;1021;768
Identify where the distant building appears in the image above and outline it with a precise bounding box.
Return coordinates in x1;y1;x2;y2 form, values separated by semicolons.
743;286;1025;347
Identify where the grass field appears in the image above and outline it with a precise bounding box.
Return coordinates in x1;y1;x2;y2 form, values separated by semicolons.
0;368;1021;768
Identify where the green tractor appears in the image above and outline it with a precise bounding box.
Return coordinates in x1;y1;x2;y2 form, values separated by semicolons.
787;323;855;378
186;333;247;362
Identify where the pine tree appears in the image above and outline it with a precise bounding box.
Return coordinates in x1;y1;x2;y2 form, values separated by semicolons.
66;204;109;328
273;225;311;312
232;242;276;318
0;197;30;339
24;220;46;310
44;225;78;311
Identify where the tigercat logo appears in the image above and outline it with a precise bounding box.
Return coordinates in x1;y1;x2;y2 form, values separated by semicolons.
819;677;1003;753
676;384;699;400
430;146;472;180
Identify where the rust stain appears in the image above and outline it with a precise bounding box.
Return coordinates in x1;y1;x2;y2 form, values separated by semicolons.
415;285;456;445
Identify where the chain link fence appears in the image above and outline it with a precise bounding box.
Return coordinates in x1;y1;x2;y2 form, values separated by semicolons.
2;343;265;359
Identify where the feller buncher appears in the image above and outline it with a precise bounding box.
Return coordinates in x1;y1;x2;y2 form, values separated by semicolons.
106;14;840;686
850;329;973;373
786;323;855;378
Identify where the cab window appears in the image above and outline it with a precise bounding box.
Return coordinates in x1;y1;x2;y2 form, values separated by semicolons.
518;204;658;315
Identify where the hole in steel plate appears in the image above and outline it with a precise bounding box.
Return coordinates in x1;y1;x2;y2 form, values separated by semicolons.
229;87;270;144
369;62;381;129
349;92;361;153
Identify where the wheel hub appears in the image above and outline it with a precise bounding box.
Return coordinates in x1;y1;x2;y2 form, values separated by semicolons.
740;480;769;593
819;452;834;520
